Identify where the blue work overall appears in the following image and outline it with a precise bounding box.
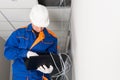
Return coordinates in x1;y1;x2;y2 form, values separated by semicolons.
4;24;58;80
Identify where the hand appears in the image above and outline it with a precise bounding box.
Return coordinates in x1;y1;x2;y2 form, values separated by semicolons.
27;51;39;58
37;65;53;74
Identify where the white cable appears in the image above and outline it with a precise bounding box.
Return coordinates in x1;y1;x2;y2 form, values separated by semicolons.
59;53;71;80
59;0;64;6
49;52;60;73
50;52;72;80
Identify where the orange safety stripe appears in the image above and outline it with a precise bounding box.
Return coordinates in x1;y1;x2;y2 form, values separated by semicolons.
30;31;45;49
57;46;60;50
47;29;59;50
14;26;27;31
42;76;48;80
21;26;27;28
46;29;57;38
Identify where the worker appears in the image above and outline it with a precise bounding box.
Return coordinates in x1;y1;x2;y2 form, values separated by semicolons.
4;4;58;80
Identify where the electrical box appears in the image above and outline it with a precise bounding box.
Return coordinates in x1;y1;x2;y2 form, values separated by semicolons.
38;0;71;6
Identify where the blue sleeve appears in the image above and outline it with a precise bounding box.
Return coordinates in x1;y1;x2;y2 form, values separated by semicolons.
4;31;28;60
47;38;58;54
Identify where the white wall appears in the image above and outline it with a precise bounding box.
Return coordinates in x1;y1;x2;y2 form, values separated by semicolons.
72;0;120;80
0;37;10;80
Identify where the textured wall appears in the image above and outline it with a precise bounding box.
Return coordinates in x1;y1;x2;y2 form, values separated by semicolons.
0;37;10;80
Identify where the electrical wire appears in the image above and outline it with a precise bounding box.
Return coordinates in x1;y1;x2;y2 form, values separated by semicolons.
50;52;72;80
50;52;61;73
59;0;64;6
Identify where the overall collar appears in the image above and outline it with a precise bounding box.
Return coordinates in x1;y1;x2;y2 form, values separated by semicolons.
26;23;33;31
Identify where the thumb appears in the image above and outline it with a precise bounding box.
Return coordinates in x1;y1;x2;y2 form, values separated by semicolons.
49;65;53;71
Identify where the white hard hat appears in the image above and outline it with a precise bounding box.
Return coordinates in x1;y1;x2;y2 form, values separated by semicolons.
29;4;49;27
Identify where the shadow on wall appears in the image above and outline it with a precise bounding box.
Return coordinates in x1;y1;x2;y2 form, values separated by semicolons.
0;37;10;80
